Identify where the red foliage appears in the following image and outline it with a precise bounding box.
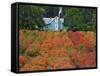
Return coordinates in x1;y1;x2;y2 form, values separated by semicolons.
78;51;96;68
19;30;96;71
19;56;27;67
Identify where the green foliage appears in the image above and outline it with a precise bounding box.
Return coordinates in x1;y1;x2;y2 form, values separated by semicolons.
64;8;83;28
64;7;96;32
77;44;84;54
19;5;96;32
19;5;46;30
66;45;72;55
27;48;40;57
19;44;25;55
23;30;30;38
32;31;38;39
63;26;69;32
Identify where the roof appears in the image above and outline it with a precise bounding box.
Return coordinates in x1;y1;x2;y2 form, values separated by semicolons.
43;18;64;24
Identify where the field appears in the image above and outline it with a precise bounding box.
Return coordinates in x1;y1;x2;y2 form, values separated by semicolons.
19;30;96;71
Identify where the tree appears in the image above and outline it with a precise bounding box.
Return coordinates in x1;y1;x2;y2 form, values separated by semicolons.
64;7;96;32
19;5;46;30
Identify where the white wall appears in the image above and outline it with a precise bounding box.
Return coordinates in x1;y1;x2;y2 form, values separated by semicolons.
0;0;99;76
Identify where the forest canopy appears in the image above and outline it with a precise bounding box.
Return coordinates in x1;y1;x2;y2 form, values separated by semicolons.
18;5;97;32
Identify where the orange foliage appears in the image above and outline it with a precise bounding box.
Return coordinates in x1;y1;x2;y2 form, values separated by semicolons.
19;30;96;71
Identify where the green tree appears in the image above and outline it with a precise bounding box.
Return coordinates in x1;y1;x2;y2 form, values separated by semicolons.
64;7;96;32
19;5;46;30
64;8;84;30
